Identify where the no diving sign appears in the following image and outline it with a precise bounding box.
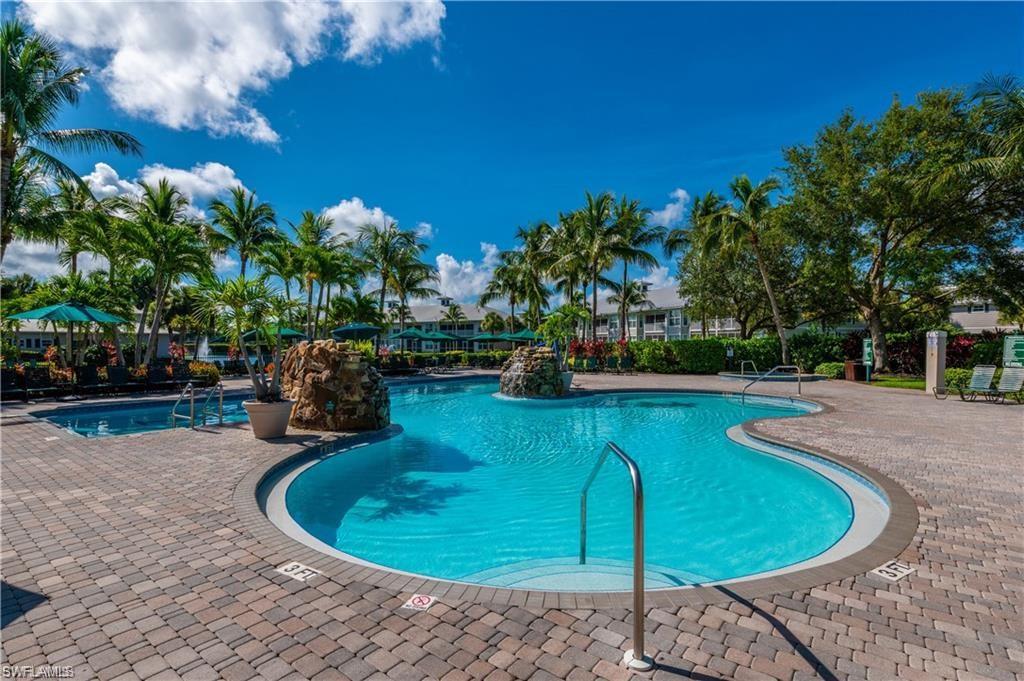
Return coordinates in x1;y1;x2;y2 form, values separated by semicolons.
402;594;437;611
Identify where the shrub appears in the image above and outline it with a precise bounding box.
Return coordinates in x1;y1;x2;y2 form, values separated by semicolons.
188;361;220;386
815;362;846;379
352;340;376;363
790;331;845;371
728;337;780;371
627;339;727;374
970;340;1002;366
82;344;107;367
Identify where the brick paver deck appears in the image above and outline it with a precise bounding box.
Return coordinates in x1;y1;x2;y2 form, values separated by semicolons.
2;374;1021;681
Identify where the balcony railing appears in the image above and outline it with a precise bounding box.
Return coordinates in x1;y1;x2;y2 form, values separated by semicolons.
643;322;666;333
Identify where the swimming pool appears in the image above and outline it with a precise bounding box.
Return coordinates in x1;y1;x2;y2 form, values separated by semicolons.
264;379;889;591
33;395;250;436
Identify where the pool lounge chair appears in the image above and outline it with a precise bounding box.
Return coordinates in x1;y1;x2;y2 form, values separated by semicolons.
107;366;141;394
991;366;1024;404
24;367;62;400
75;365;111;396
935;364;996;401
620;356;635;375
605;355;619;373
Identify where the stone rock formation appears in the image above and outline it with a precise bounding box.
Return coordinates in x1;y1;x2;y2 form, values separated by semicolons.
281;340;390;431
499;346;565;398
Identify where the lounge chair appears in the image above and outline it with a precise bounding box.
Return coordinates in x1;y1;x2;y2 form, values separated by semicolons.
935;365;996;401
991;366;1024;404
585;357;597;373
75;365;110;396
606;356;619;374
146;364;177;392
107;366;139;394
620;356;635;375
24;367;61;400
1;368;26;401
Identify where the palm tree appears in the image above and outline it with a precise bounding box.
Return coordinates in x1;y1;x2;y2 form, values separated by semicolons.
480;311;505;335
703;175;790;363
575;191;618;340
514;223;553;329
1;156;52;260
312;248;356;339
115;179;212;365
0;19;141;260
254;239;299;304
612;196;663;339
356;220;426;315
291;211;335;337
666;191;726;340
51;178;97;274
390;255;439;334
329;291;385;327
208;187;279;276
479;250;525;333
550;211;588;311
606;280;652;340
442;304;467;325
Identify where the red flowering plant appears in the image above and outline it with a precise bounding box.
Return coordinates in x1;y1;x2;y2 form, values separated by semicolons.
43;345;61;365
168;341;186;362
101;339;119;366
568;338;583;358
227;344;241;361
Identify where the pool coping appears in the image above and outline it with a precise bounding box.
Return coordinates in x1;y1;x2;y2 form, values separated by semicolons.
232;383;920;609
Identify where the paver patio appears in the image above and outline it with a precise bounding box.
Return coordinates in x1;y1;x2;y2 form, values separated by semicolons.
1;373;1021;681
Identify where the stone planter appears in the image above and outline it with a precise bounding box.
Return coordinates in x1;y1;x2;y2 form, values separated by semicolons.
561;371;574;392
243;399;294;439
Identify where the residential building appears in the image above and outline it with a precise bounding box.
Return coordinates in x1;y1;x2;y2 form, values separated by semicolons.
592;286;690;341
948;298;1014;334
384;297;507;351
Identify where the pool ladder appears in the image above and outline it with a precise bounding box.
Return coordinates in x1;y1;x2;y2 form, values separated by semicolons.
579;441;653;671
740;364;803;405
170;381;225;429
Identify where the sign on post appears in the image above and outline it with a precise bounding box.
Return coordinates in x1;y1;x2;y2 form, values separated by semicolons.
862;338;874;382
1003;335;1024;368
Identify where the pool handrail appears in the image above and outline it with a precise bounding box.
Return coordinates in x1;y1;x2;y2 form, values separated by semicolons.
579;441;652;671
741;364;803;405
170;382;195;428
199;381;225;425
739;359;758;376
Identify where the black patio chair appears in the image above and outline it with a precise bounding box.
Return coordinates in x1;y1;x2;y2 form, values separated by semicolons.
106;366;140;394
1;368;26;401
146;364;177;392
24;367;61;400
171;363;192;389
74;365;110;396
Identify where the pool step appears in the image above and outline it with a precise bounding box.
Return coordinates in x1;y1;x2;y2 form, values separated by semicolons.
461;557;706;591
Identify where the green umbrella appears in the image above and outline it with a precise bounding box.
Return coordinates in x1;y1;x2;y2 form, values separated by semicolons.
424;330;458;341
468;331;502;343
388;327;430;340
8;301;129;324
331;323;382;340
242;326;306;342
506;328;540;341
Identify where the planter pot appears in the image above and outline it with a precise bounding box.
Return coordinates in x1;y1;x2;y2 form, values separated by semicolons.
561;371;574;393
243;399;295;439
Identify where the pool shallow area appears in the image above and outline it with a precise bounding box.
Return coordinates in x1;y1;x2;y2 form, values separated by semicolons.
266;379;889;592
33;396;250;437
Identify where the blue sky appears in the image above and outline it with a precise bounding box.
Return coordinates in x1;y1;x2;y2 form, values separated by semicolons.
9;1;1024;300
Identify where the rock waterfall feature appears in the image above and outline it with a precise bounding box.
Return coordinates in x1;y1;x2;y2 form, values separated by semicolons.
281;340;390;431
499;346;566;397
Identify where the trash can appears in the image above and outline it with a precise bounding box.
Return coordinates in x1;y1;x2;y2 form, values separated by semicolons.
844;360;867;381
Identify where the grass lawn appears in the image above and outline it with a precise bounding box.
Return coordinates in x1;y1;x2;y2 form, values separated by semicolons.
867;375;926;390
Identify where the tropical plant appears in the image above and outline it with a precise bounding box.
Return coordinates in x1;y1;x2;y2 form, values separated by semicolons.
356;220;427;315
442;304;467;325
700;175;791;363
208;186;279;276
539;304;590;370
328;290;385;328
513;223;553;328
0;19;141;261
574;191;619;340
479;250;525;333
114;179;212;365
389;252;439;333
291;210;336;336
480;311;505;335
612;196;663;338
254;239;299;304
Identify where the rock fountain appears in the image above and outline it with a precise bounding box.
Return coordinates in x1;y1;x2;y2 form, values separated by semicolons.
499;346;567;397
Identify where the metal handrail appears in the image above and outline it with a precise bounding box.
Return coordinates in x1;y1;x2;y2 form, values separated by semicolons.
199;381;225;425
579;442;652;671
741;364;803;405
739;360;758;376
170;382;195;428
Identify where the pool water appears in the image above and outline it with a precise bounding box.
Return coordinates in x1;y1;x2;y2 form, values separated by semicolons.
35;396;250;436
284;380;856;590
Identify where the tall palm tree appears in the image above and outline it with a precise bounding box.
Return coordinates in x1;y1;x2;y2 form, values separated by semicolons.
0;19;141;258
291;211;335;337
606;280;652;341
442;304;467;325
0;156;51;260
51;178;96;274
666;191;726;339
612;196;663;339
356;220;426;315
115;179;212;365
575;191;618;340
390;255;439;334
208;187;279;276
480;311;505;335
703;175;790;363
76;203;136;364
313;248;356;339
329;290;385;328
479;250;525;333
254;239;299;304
514;223;553;329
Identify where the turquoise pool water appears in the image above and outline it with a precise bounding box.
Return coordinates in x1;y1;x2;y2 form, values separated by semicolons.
35;396;250;436
283;379;856;590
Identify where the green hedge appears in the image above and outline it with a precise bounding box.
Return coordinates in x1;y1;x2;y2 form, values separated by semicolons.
945;367;1003;390
627;339;727;374
815;362;846;379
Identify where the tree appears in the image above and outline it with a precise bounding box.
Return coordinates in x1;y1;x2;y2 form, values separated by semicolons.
390;255;438;334
480;311;505;335
512;223;552;329
356;220;426;315
115;179;212;365
442;304;467;325
702;175;791;363
538;304;590;370
668;192;725;339
0;19;141;261
784;91;1023;369
328;291;384;328
575;192;618;340
208;187;279;276
1;156;52;260
549;211;588;311
291;211;335;337
612;196;663;339
479;250;525;333
606;280;652;340
255;239;299;305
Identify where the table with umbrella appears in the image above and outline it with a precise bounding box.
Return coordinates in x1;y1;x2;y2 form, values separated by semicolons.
8;302;130;364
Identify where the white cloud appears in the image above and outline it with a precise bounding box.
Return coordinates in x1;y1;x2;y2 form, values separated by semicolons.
320;197;395;239
1;241;106;279
20;1;445;145
650;188;691;227
433;242;500;303
83;162;139;200
214;254;239;274
642;265;676;290
414;222;435;241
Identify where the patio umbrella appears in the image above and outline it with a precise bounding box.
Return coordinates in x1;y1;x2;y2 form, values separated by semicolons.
468;331;502;343
424;330;458;341
331;323;382;340
500;328;540;343
388;327;430;341
242;326;306;342
9;301;130;363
